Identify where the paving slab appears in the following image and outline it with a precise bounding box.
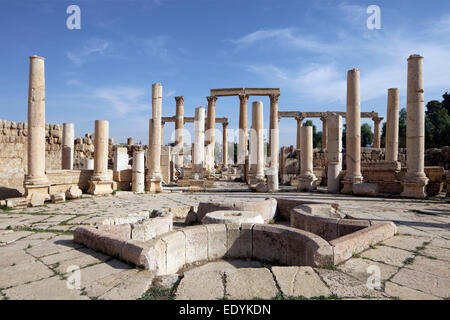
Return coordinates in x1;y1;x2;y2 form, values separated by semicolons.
381;235;432;252
0;231;34;244
0;250;36;269
361;246;415;267
391;268;450;298
337;258;399;283
272;266;330;298
405;255;450;278
422;246;450;262
225;268;279;300
99;270;156;300
315;268;387;298
0;261;54;288
384;281;441;300
3;276;89;300
176;270;224;300
83;269;139;298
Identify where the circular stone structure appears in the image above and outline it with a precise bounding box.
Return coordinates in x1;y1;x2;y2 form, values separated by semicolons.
201;210;264;225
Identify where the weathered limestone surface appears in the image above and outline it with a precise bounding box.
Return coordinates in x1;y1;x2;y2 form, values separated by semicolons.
146;83;163;193
225;268;278;299
386;88;399;162
272;266;330;298
88;120;113;195
189;107;206;191
62;123;74;170
132;150;145;193
401;55;429;198
24;55;50;198
297;126;317;191
176;270;224;300
342;69;363;193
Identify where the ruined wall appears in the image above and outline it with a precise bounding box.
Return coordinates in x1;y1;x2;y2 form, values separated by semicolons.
0;120;111;198
0;120;63;198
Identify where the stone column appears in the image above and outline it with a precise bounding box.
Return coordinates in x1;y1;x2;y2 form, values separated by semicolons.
298;126;317;191
83;158;94;170
296;116;304;150
146;83;163;193
238;94;249;166
248;104;257;182
222;122;228;167
113;147;128;171
127;137;134;145
161;121;165;146
327;114;343;193
207;96;217;170
268;94;280;191
190;107;206;191
372;116;383;148
342;69;363;193
386;88;399;162
320;115;328;150
24;55;49;198
255;101;265;183
175;96;184;169
88;120;113;195
401;55;428;198
62;123;74;170
132;150;145;193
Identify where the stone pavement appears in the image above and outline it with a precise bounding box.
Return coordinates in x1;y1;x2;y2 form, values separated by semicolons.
0;183;449;300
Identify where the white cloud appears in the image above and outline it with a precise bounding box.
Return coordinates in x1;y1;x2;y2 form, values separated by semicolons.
92;87;149;115
66;39;110;66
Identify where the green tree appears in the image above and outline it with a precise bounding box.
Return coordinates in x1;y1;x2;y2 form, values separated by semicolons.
398;108;407;148
425;99;450;148
442;91;450;114
361;123;374;147
380;121;386;148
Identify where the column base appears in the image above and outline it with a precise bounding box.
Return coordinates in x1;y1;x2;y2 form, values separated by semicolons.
249;176;265;190
146;178;163;193
24;184;50;200
341;176;363;194
297;174;318;191
205;177;215;188
327;162;342;193
88;180;114;195
188;179;206;191
401;176;429;199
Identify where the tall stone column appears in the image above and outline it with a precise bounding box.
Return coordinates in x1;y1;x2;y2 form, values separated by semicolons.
297;126;317;191
222;122;228;167
386;88;399;162
248;104;257;182
268;94;280;191
24;55;49;198
175;96;184;168
327;114;343;193
320;115;328;150
206;96;217;170
372;117;383;148
161;121;165;146
238;94;249;166
190;107;206;191
127;137;135;145
146;83;163;193
88;120;113;195
296;116;304;150
132;150;145;193
342;69;363;193
401;55;428;198
255;101;265;182
62;123;74;170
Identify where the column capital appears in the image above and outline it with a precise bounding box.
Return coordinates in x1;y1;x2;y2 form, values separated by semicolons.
161;121;165;126
295;116;304;123
372;116;384;124
238;94;249;103
269;94;280;104
320;115;328;122
222;122;229;128
175;96;184;104
207;96;218;104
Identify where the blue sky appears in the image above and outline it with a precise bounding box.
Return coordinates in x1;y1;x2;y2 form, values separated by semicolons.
1;0;449;147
